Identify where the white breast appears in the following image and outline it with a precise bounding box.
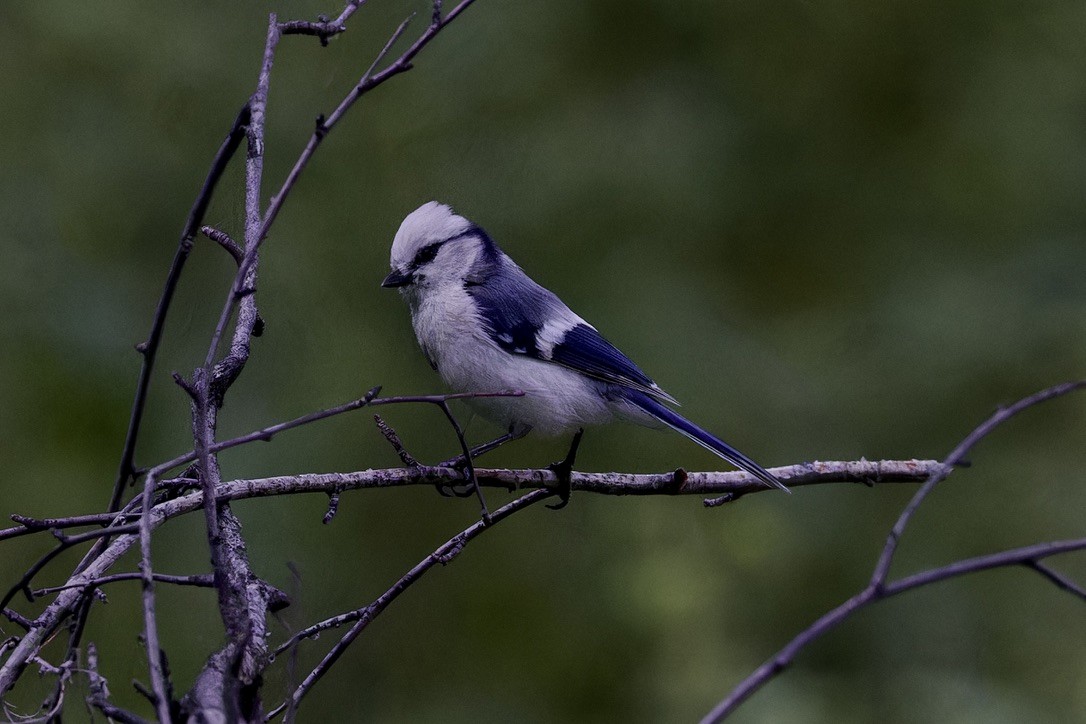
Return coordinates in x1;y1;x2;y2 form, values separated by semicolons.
410;284;612;436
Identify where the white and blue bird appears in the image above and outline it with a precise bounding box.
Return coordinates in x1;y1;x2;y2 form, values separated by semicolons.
382;201;787;494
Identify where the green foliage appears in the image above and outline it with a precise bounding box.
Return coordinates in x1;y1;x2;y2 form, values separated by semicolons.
0;1;1083;720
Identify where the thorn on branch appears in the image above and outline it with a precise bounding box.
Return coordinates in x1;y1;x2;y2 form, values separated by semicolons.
31;655;65;677
10;514;44;530
322;492;340;525
201;226;267;336
703;493;737;507
2;607;33;631
134;341;148;355
132;679;158;707
201;226;244;264
373;415;418;467
435;538;464;564
171;372;197;399
314;114;328;140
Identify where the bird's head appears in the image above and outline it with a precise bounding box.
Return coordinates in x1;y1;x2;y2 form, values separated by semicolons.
382;201;489;298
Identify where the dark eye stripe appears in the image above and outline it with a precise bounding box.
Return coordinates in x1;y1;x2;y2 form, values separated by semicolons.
412;242;444;268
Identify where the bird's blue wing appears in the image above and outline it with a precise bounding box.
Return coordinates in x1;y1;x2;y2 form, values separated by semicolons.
548;323;676;403
464;250;560;359
465;251;675;403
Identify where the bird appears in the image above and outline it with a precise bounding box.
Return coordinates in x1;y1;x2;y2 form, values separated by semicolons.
381;201;787;498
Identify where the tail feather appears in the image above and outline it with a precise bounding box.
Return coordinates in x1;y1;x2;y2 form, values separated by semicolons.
624;391;789;493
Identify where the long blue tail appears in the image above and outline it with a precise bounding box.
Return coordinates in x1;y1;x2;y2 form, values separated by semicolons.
624;390;789;493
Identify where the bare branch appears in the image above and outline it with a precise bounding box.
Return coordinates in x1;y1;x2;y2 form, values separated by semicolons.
32;573;214;598
1;0;488;715
269;489;552;722
1021;561;1086;603
373;414;419;467
0;456;933;701
86;643;152;724
170;459;945;504
108;101;252;514
435;398;490;520
167;14;282;721
1;512;138;543
701;380;1086;723
125;388;516;494
201;226;244;265
278;0;366;45
0;522;141;612
261;0;476;238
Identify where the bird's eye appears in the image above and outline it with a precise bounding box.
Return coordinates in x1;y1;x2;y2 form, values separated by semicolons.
412;242;443;268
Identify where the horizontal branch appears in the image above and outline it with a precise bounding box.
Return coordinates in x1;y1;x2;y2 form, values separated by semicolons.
0;457;929;695
33;572;214;598
123;389;523;497
213;459;938;503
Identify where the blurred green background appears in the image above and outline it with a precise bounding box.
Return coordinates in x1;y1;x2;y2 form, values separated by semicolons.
1;1;1085;721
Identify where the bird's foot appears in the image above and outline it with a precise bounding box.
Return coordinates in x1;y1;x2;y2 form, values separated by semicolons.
546;429;584;510
434;477;476;499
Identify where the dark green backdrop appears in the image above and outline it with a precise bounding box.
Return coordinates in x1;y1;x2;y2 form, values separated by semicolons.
1;1;1084;721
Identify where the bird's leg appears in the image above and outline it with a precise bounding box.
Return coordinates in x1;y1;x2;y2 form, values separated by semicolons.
435;427;530;498
546;428;584;510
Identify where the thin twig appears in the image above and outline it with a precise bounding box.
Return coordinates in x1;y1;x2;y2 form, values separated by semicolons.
278;0;366;45
373;414;419;467
108;102;251;514
0;390;520;548
201;225;244;265
1;512;139;543
701;380;1086;723
173;14;281;716
871;382;1086;589
0;457;927;699
0;523;141;612
1;0;490;710
436;399;490;521
33;573;214;598
1022;560;1086;602
123;388;517;489
86;642;152;724
269;488;552;722
2;608;32;631
261;11;413;236
136;468;172;723
80;99;252;724
260;0;479;242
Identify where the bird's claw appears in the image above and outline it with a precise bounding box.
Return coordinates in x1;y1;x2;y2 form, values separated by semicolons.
545;428;583;511
433;452;477;498
545;460;573;510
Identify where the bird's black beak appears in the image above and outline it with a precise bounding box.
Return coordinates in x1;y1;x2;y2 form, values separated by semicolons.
381;268;412;288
